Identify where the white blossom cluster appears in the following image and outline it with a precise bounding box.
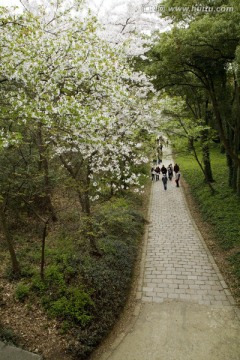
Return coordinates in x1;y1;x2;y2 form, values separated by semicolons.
0;1;161;203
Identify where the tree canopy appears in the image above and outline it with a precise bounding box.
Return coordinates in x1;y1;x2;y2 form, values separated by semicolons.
139;0;240;193
0;1;161;275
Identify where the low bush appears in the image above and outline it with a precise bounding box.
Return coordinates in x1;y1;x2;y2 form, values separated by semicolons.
0;323;19;345
68;197;145;358
15;282;31;302
93;197;144;240
31;266;93;326
47;287;94;325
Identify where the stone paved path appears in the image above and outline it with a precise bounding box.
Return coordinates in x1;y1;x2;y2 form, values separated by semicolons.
0;341;42;360
92;147;240;360
140;151;234;306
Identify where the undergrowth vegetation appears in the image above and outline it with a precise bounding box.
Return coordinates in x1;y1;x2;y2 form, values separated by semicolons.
175;142;240;300
2;190;147;359
0;321;19;345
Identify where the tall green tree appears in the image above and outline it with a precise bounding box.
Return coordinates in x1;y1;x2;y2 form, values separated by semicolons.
141;0;240;193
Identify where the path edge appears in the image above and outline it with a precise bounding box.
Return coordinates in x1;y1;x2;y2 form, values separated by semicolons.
91;183;154;360
179;178;240;320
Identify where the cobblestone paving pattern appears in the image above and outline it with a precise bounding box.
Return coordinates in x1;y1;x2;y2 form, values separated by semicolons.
140;153;235;307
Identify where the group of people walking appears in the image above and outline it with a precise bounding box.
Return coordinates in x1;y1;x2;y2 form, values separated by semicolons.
151;163;181;190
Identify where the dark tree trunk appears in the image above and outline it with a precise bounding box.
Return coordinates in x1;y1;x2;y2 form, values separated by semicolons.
233;79;240;195
209;83;240;192
188;138;215;194
59;154;92;214
202;141;214;183
36;123;57;221
201;100;214;183
40;220;49;280
78;191;91;215
0;206;20;276
226;153;235;188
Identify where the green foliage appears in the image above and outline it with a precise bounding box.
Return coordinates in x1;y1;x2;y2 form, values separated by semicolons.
93;197;144;240
46;287;93;326
2;189;146;359
0;323;19;345
143;0;240;193
15;282;31;302
161;0;239;24
229;252;240;278
31;266;93;326
68;197;145;359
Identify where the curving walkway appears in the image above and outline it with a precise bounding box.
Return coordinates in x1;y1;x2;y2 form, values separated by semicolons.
95;147;240;360
0;341;42;360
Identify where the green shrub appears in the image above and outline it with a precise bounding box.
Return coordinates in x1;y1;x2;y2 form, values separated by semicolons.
93;197;144;240
47;287;93;325
0;323;19;345
15;282;31;302
31;274;48;294
30;265;93;327
76;234;138;358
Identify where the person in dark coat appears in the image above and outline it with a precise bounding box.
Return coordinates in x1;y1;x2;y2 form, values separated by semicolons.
167;164;173;180
174;163;180;174
162;174;168;190
155;166;160;181
175;172;181;187
161;165;167;176
151;167;155;181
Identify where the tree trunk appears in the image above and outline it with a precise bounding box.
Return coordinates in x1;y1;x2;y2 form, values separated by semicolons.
202;141;214;183
201;132;214;183
78;191;91;215
226;153;234;188
233;79;240;195
40;220;48;280
36;122;57;221
59;154;91;214
201;100;214;183
209;84;240;176
189;138;215;194
237;166;240;197
0;206;20;276
84;215;101;256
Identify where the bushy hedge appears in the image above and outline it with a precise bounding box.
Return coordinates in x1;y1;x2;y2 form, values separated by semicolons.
69;197;145;358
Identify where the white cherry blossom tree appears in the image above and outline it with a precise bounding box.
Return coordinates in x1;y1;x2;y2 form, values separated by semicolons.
0;2;159;214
